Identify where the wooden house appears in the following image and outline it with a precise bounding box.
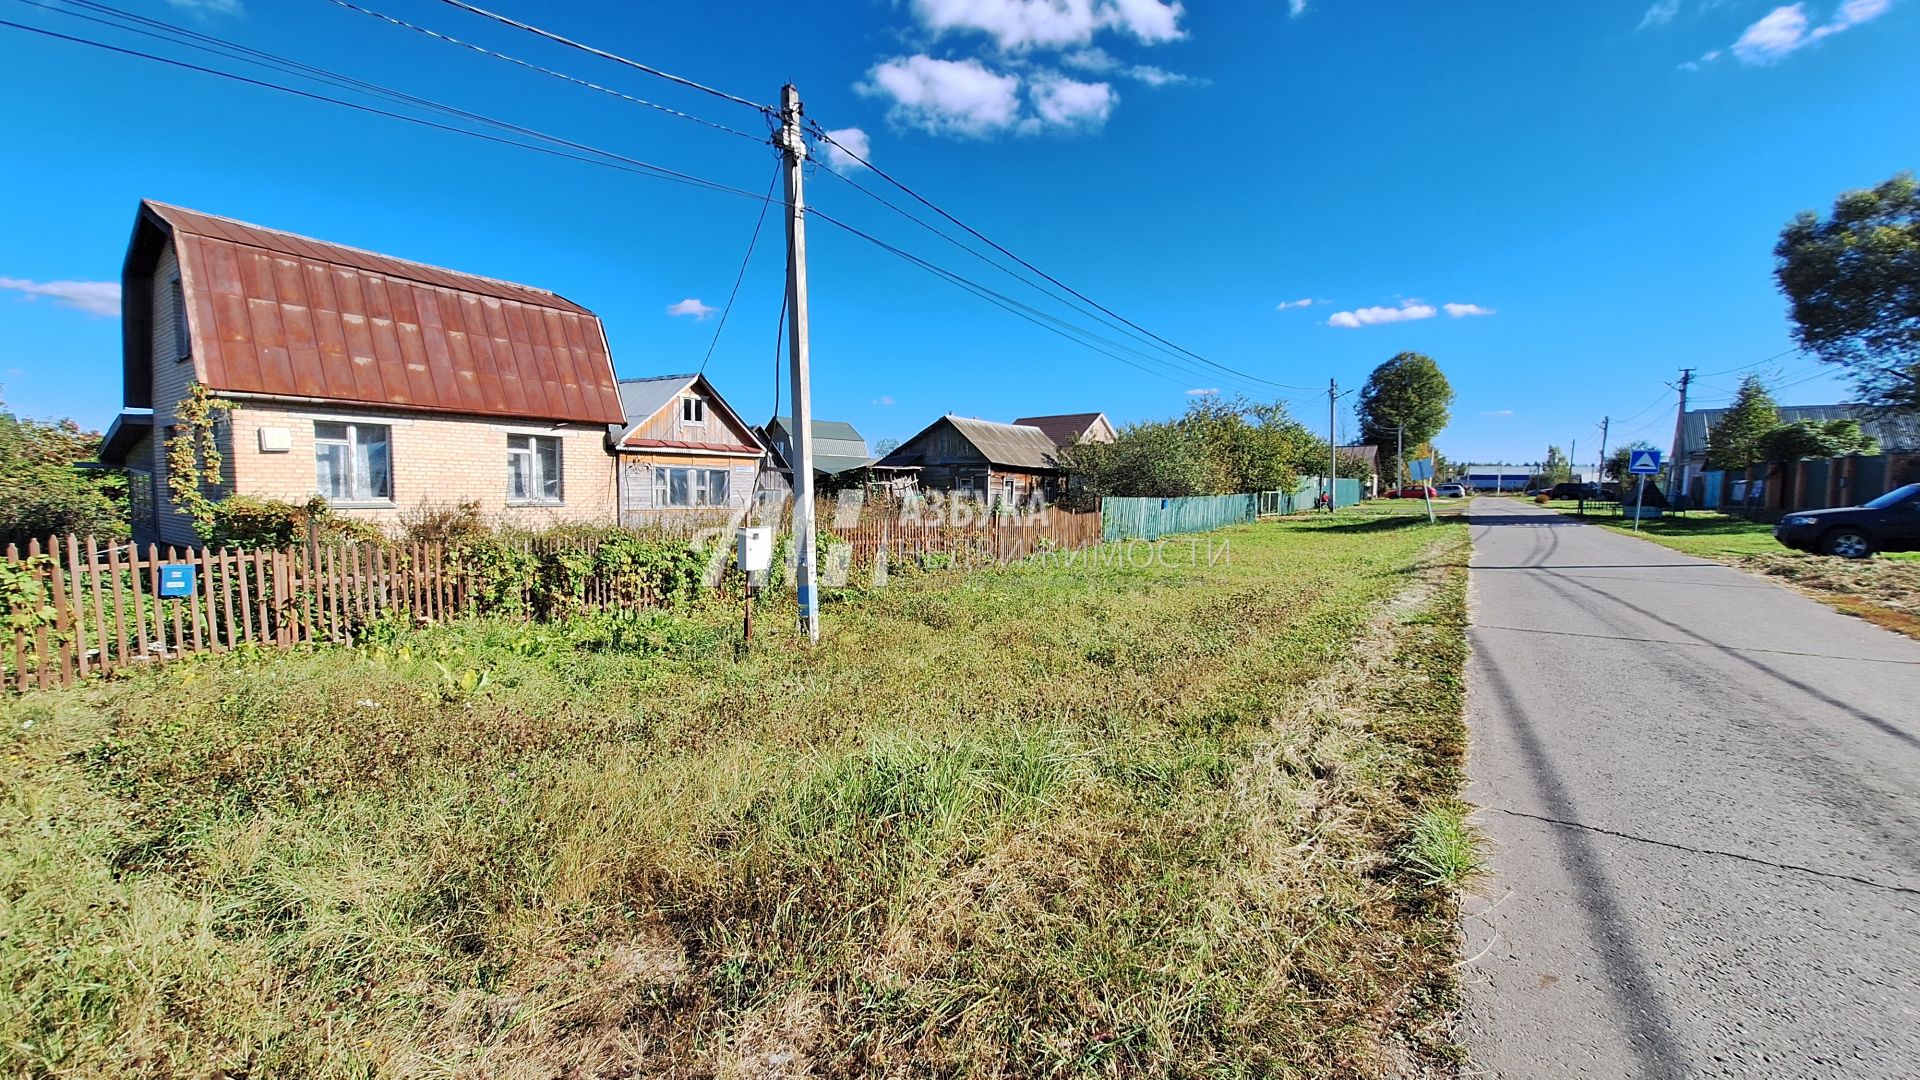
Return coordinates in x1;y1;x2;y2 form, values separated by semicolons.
1013;411;1117;448
875;415;1064;507
608;374;764;522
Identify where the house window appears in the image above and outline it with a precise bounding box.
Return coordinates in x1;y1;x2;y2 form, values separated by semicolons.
314;421;392;503
1003;478;1015;504
681;396;705;423
652;466;730;507
507;434;562;504
170;277;190;361
956;475;977;500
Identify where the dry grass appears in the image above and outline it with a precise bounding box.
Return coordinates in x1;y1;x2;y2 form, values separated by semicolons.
1;510;1474;1078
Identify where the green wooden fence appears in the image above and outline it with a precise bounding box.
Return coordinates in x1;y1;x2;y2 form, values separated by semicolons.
1101;494;1257;541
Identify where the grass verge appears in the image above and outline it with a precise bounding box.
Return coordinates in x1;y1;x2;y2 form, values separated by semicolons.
3;509;1475;1078
1549;506;1920;639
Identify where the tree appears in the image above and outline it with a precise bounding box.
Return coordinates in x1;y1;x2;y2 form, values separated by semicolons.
1356;352;1454;474
1775;172;1920;415
1758;418;1878;462
1544;445;1570;482
0;399;128;546
1704;375;1780;470
1056;396;1322;504
870;437;900;456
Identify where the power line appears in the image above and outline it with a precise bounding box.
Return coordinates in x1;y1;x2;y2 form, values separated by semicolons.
806;123;1319;394
323;0;765;141
1696;347;1802;379
0;11;771;202
433;0;770;114
700;165;781;374
806;205;1248;393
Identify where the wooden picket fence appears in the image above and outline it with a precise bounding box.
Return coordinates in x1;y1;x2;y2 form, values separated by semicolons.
828;508;1104;575
2;535;459;692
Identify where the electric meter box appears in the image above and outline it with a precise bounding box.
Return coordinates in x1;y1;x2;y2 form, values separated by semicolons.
736;527;773;574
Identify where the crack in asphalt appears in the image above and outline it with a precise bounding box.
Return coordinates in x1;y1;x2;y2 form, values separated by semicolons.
1482;806;1920;897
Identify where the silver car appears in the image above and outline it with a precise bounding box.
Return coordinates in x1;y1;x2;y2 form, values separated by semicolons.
1435;484;1468;498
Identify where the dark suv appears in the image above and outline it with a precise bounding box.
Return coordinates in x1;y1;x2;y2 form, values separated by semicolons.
1772;482;1920;558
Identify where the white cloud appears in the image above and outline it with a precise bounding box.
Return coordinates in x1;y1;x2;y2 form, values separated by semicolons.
1482;409;1515;417
910;0;1186;51
666;298;717;320
1289;0;1309;16
872;395;896;406
1025;73;1116;130
1728;0;1893;65
1638;0;1681;29
819;127;871;170
0;276;120;316
1326;302;1437;329
1185;387;1219;396
1061;46;1200;86
1444;302;1496;318
1275;298;1315;310
167;0;243;14
860;54;1022;136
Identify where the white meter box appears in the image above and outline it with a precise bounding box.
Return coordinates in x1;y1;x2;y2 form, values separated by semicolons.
736;527;773;573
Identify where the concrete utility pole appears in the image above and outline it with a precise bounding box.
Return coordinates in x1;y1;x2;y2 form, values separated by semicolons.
777;84;819;643
1328;379;1338;509
1397;424;1405;491
1597;416;1611;492
1669;367;1694;505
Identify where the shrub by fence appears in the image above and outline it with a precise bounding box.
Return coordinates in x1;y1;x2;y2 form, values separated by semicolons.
1102;494;1256;541
2;508;1104;690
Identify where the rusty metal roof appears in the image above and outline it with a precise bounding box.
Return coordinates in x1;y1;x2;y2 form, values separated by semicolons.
1013;412;1111;447
138;201;624;425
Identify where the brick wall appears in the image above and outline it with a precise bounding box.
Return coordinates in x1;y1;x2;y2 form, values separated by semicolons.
226;402;617;530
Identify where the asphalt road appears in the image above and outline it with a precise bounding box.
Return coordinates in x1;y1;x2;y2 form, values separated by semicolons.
1458;498;1920;1079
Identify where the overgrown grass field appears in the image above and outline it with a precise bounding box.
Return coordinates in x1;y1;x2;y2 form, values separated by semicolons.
2;511;1473;1078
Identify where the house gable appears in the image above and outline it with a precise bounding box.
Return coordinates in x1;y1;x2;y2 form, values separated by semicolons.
613;373;763;456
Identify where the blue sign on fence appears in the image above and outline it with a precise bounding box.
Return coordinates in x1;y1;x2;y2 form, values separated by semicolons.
158;563;196;598
1628;449;1663;475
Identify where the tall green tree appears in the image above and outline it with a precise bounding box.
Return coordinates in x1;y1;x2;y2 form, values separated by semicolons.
1544;445;1570;482
1758;418;1878;462
1356;353;1454;474
1704;375;1780;470
1775;172;1920;414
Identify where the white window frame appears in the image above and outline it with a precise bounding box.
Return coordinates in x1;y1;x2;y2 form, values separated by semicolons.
506;433;563;505
651;465;730;508
680;396;705;424
314;421;393;505
170;276;190;361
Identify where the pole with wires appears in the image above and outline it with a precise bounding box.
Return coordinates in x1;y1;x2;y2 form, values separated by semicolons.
777;84;818;643
1328;379;1339;511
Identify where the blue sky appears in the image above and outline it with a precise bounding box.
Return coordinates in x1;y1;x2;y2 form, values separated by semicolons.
1;0;1915;472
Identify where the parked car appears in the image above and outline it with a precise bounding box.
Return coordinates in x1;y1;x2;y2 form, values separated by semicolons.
1385;485;1437;499
1552;482;1618;500
1435;483;1468;498
1772;483;1920;558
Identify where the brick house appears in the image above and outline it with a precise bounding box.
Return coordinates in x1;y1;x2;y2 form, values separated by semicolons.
99;201;626;545
608;373;765;523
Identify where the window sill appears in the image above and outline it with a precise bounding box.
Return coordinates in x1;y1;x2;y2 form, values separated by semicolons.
506;500;565;508
329;500;396;510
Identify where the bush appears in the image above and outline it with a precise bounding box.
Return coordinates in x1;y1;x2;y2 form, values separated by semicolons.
210;495;386;550
1534;493;1550;505
0;405;127;546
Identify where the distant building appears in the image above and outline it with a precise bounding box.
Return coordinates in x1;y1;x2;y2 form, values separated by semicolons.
1012;412;1116;448
874;415;1064;506
1458;464;1533;492
607;373;765;522
762;416;875;491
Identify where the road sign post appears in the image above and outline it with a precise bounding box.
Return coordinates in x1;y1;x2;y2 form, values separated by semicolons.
1410;457;1436;524
1627;448;1662;532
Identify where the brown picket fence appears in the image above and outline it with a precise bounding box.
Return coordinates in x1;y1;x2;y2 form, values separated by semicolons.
829;508;1104;576
1;536;460;691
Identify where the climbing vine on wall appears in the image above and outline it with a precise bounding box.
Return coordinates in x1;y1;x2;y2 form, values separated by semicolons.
166;383;233;541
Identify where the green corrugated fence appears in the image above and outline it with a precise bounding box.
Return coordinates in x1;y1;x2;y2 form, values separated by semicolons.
1101;494;1256;541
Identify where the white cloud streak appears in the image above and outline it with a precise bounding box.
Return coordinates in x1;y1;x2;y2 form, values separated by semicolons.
1185;387;1219;396
872;395;896;406
1326;302;1438;329
0;276;121;316
167;0;243;14
819;127;871;170
910;0;1186;51
1729;0;1894;65
666;298;717;320
1275;298;1315;310
1638;0;1681;29
1025;73;1116;130
1289;0;1309;16
860;54;1022;136
1443;302;1496;318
